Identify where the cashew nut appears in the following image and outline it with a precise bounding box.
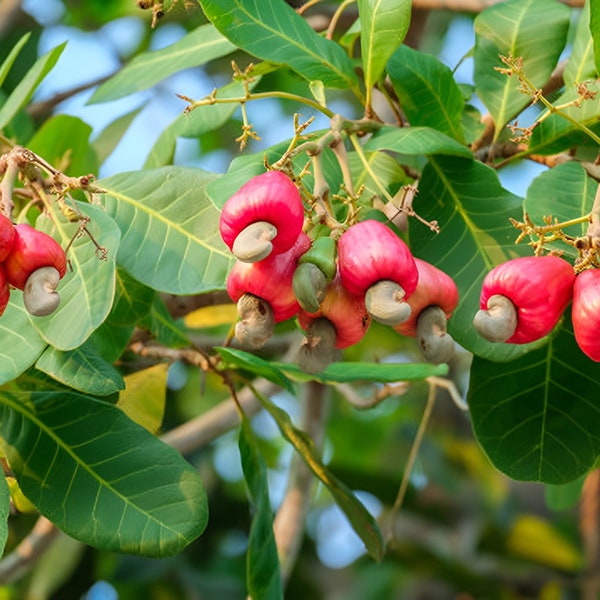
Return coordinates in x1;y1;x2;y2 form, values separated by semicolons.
297;317;339;374
416;306;455;364
365;280;412;326
232;221;278;263
234;293;275;348
473;294;518;343
23;267;61;317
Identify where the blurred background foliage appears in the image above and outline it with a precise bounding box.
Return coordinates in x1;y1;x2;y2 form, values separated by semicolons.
0;0;594;599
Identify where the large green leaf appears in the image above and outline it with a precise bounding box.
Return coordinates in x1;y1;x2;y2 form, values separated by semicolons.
198;0;361;97
89;24;235;104
590;0;600;76
0;390;208;556
0;297;47;384
473;0;570;140
365;125;472;158
110;268;154;325
523;161;594;259
468;312;600;484
0;42;66;131
387;45;466;142
527;81;600;155
99;167;234;294
239;416;283;600
35;341;125;396
358;0;411;104
0;473;8;556
408;156;537;361
251;386;385;562
565;1;597;86
30;202;120;351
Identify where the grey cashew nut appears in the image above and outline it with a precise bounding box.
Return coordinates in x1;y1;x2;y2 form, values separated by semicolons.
416;306;455;364
365;280;412;326
232;221;278;263
23;267;61;317
234;293;275;349
297;317;339;374
473;294;518;343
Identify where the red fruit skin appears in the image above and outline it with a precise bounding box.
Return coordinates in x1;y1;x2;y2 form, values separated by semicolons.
337;219;418;298
479;255;575;344
394;258;459;337
297;274;371;349
219;171;304;255
227;232;310;322
0;214;15;263
0;264;9;316
572;269;600;361
4;224;67;290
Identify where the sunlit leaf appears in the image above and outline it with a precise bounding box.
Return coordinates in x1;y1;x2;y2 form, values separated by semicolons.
89;24;235;103
239;416;283;600
388;45;466;142
0;390;208;556
0;42;66;131
99;167;234;294
358;0;411;100
0;33;31;89
474;0;570;140
468;312;600;484
118;364;168;434
590;0;600;76
565;0;597;86
199;0;361;96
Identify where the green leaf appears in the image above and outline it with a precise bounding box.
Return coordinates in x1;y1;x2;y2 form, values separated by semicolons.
89;24;235;104
0;473;9;556
527;81;600;155
111;269;154;325
138;296;190;348
545;474;586;511
408;156;537;361
590;0;600;76
565;0;597;86
215;347;295;394
0;42;66;131
35;341;125;396
99;167;233;294
523;162;594;259
251;386;385;562
199;0;361;97
0;390;208;556
0;297;47;385
239;416;283;600
31;202;121;351
365;125;472;158
144;78;258;169
387;45;466;142
473;0;570;140
0;33;31;89
468;312;600;484
27;114;99;176
358;0;411;98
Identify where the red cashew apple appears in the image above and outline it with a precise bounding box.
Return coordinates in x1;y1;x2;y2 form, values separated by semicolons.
572;268;600;361
0;214;15;262
4;224;67;291
0;264;9;316
474;255;575;344
337;219;418;326
219;170;305;263
227;232;310;347
394;258;459;363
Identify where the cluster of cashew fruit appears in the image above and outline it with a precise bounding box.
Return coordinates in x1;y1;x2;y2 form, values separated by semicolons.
0;215;67;317
474;254;600;361
220;171;459;372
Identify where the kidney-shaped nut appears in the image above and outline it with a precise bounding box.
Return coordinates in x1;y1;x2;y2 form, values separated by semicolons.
4;223;67;291
219;171;305;262
23;266;61;317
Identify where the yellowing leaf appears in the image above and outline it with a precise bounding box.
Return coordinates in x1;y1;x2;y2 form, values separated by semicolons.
506;515;582;571
184;304;237;329
7;476;36;513
118;364;168;433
